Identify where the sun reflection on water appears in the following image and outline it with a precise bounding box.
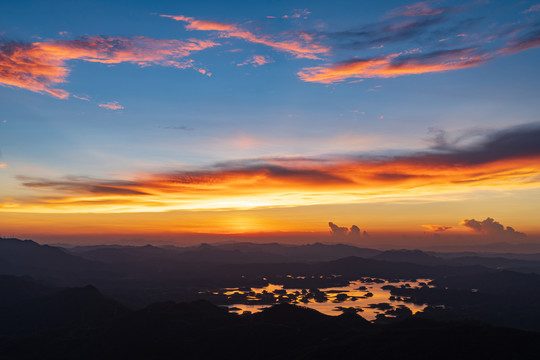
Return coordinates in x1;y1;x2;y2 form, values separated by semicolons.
223;278;433;321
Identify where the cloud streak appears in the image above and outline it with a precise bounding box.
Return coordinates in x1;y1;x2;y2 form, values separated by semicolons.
16;176;149;196
387;1;446;17
0;36;218;98
298;2;540;83
161;14;329;59
98;101;124;110
5;123;540;213
298;47;488;83
422;225;453;232
523;4;540;14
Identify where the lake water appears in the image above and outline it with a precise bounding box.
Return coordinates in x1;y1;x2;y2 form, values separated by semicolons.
224;278;432;321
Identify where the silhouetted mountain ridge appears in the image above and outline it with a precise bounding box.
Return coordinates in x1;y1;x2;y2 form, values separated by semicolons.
0;237;104;282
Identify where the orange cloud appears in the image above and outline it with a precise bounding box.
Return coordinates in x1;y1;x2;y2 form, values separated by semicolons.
6;124;540;213
0;36;218;98
298;47;489;83
98;101;124;110
7;152;540;214
422;225;453;232
161;14;329;59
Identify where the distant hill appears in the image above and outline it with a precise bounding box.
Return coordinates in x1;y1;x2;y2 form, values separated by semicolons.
69;241;381;264
373;249;444;266
0;238;104;282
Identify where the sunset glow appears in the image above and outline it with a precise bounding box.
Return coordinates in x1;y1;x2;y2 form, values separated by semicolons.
1;0;540;244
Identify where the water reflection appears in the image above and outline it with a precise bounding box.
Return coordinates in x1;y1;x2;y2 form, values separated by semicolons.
223;278;433;321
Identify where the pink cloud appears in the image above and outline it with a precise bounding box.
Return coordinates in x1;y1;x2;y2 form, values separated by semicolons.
388;1;445;17
237;55;272;67
73;94;90;101
98;101;124;110
161;14;329;59
0;36;218;98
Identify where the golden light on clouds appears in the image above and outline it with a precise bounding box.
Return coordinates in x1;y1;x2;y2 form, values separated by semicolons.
4;151;540;214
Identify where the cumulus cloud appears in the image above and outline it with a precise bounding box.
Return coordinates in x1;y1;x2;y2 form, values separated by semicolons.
0;36;218;98
349;225;361;236
329;222;349;236
461;217;526;238
329;222;362;236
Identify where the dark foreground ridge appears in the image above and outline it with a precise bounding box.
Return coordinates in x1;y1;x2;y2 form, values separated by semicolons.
0;281;538;360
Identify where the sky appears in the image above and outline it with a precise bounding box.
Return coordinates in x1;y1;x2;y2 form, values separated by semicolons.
1;0;540;246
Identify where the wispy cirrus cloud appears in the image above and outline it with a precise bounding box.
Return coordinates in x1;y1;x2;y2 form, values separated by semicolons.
523;4;540;14
73;94;90;101
299;25;540;83
98;101;124;110
161;14;329;59
237;55;272;67
387;1;446;17
6;123;540;213
16;175;148;195
0;36;218;98
298;47;488;83
296;1;540;84
499;28;540;55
